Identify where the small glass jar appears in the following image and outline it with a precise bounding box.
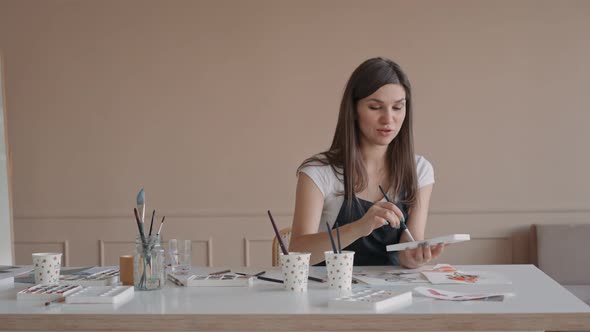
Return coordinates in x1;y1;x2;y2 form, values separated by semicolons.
134;234;165;291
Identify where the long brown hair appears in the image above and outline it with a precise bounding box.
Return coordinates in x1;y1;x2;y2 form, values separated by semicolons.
299;57;418;214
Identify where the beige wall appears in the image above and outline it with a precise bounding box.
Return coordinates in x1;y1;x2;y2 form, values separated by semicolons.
1;0;589;267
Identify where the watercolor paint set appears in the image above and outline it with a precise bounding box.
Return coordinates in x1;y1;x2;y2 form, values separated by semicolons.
17;284;83;301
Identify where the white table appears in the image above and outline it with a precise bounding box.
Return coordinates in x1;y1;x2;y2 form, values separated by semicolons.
1;265;589;331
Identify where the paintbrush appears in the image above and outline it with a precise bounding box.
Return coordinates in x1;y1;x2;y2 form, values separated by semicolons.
378;185;415;242
156;216;166;236
136;188;145;224
325;222;338;254
44;296;66;306
134;208;147;246
148;210;156;236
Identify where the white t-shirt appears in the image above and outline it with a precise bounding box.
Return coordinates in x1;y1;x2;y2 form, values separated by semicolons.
298;155;435;232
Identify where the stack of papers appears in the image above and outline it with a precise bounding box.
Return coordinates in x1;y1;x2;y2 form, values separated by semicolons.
353;264;511;286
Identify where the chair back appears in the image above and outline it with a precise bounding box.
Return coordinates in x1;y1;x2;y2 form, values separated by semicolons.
272;227;291;266
531;224;590;285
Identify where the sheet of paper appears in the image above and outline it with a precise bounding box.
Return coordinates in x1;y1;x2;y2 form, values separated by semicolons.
352;264;457;285
421;270;512;285
414;286;514;301
353;265;511;285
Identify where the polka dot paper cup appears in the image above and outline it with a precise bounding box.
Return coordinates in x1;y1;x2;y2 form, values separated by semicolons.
279;252;311;292
325;250;355;291
32;253;62;285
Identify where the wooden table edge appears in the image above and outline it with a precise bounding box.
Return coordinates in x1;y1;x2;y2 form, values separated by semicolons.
1;312;590;331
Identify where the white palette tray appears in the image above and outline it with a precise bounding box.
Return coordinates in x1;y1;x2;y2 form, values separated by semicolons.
328;289;412;311
65;286;134;304
186;274;254;287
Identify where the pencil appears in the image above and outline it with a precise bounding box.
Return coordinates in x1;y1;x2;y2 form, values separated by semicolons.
235;271;263;277
167;274;184;286
308;275;326;283
258;275;283;284
246;271;322;282
235;272;283;284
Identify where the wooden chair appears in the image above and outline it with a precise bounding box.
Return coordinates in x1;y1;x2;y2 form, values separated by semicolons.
271;227;292;266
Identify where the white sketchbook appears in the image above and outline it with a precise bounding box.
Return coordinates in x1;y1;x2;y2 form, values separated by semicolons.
386;234;470;252
329;289;412;311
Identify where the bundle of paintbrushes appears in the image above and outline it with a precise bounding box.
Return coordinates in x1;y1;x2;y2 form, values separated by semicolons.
133;188;166;290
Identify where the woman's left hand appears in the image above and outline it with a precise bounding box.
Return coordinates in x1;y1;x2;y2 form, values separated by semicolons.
399;242;445;269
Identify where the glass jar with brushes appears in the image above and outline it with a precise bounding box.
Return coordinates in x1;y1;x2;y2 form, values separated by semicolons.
134;234;165;291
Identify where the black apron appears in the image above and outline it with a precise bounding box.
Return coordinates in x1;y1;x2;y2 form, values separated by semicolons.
317;195;408;266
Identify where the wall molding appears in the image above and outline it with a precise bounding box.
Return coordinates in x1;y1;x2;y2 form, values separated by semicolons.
14;208;590;220
243;238;272;267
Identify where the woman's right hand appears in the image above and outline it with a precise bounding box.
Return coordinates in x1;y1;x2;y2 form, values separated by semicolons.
356;201;404;236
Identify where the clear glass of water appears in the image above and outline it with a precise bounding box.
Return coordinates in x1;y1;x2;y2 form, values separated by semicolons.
134;235;165;291
168;239;192;275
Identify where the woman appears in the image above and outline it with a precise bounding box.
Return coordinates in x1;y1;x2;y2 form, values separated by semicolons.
289;57;445;268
